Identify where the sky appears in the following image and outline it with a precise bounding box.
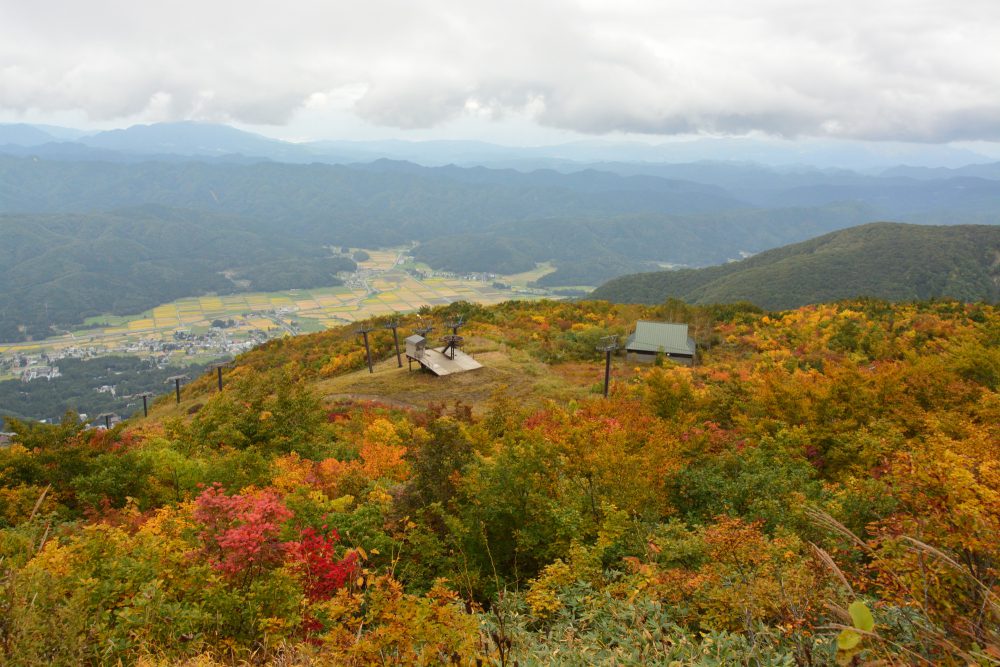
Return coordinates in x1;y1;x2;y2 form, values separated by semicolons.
2;0;1000;149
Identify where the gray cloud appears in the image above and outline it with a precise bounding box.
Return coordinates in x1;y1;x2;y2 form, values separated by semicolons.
2;0;1000;142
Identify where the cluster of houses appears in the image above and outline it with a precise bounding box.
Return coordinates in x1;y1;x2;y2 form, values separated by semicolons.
2;354;63;382
407;267;500;283
167;328;268;355
1;327;268;384
19;364;62;382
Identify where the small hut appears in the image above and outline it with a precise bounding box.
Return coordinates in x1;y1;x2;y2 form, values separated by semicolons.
405;334;427;360
625;321;696;365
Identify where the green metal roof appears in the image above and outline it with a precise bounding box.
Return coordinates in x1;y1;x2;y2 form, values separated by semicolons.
625;321;695;356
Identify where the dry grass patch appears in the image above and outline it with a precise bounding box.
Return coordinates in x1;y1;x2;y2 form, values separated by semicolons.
313;342;592;416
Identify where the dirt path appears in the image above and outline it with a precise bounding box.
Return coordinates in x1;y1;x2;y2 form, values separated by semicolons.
321;393;423;411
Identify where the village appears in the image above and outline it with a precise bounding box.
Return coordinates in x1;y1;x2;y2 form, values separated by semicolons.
0;248;558;383
0;319;273;383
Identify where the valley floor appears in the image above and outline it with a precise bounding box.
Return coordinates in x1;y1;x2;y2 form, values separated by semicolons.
0;248;553;382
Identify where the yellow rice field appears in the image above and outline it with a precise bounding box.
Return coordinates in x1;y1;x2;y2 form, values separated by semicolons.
0;248;552;363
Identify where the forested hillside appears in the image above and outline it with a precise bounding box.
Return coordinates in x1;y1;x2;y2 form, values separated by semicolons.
4;151;1000;341
0;155;882;339
0;357;209;423
413;204;875;285
1;297;998;664
0;206;355;342
0;155;743;243
592;222;1000;308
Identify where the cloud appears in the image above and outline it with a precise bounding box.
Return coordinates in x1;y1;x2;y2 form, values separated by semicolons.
2;0;1000;142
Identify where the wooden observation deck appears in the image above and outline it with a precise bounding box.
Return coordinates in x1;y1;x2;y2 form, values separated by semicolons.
405;334;482;376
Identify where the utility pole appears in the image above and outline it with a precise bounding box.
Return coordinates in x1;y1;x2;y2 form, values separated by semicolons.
165;374;189;404
356;325;375;373
383;320;402;368
596;335;619;398
96;412;114;430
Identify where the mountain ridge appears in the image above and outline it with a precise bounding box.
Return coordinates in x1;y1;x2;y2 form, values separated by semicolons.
3;120;998;169
590;222;1000;309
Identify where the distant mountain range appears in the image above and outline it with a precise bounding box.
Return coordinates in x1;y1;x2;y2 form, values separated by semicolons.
4;122;1000;215
2;120;999;170
3;121;1000;338
591;223;1000;309
0;154;878;340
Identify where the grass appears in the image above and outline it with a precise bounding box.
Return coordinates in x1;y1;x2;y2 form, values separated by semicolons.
293;318;326;333
505;262;557;288
128;336;635;426
311;336;596;416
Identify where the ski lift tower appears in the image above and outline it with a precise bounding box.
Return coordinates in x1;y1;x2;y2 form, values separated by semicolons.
355;324;376;373
445;316;465;336
383;319;403;368
442;317;467;361
137;391;154;417
95;412;116;430
596;335;619;398
209;361;233;392
165;374;190;404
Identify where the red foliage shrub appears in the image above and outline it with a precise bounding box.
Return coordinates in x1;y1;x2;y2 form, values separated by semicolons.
193;483;292;577
288;526;358;601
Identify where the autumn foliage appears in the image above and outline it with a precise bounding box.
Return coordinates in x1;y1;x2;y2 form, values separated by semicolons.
290;526;358;601
1;298;998;664
193;484;293;578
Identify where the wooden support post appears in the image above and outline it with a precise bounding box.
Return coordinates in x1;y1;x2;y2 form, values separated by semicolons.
596;335;618;399
165;375;189;405
209;362;232;392
361;330;373;373
603;348;612;398
393;327;402;367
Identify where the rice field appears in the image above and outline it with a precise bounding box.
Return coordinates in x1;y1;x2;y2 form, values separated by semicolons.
0;248;552;364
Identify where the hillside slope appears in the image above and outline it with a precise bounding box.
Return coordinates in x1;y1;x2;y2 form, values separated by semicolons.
0;206;355;341
412;203;876;284
591;222;1000;309
1;298;998;664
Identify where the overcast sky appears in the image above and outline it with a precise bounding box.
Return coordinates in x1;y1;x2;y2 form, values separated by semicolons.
2;0;1000;146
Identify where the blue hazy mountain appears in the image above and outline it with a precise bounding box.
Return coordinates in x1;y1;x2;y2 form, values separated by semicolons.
77;121;314;160
0;124;59;147
880;163;1000;181
2;120;995;169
